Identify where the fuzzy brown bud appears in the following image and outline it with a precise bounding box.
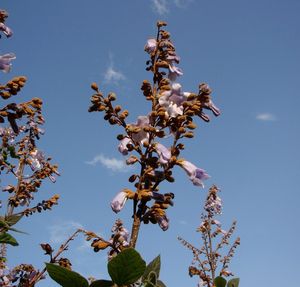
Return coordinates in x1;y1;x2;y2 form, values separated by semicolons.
91;82;99;91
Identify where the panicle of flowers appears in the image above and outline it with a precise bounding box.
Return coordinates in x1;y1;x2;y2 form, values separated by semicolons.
88;21;220;247
178;185;240;287
0;9;60;287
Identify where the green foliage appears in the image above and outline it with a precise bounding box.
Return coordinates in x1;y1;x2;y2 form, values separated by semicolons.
214;276;240;287
46;263;89;287
214;276;227;287
5;214;23;226
144;271;157;287
107;248;146;286
89;280;114;287
227;278;240;287
156;280;167;287
142;255;161;281
0;232;18;246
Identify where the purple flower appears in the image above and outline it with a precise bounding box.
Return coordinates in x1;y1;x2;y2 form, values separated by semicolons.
110;190;128;213
144;38;157;54
159;83;191;117
118;137;133;155
157;214;169;231
150;191;165;202
0;53;16;73
155;143;171;164
178;160;210;188
168;64;183;81
0;22;13;37
30;149;45;170
131;116;149;143
118;116;150;155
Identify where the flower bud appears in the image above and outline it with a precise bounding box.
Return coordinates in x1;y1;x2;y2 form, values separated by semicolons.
91;82;98;91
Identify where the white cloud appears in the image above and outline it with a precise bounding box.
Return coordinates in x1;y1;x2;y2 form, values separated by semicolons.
103;53;125;85
152;0;169;15
48;221;83;245
174;0;193;8
256;113;277;121
86;154;130;172
179;220;188;225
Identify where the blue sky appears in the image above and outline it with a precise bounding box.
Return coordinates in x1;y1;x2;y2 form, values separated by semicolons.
1;0;300;286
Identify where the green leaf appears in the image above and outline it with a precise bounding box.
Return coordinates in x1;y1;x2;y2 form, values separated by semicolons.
142;255;161;281
46;263;89;287
89;280;114;287
144;271;157;287
156;280;167;287
227;278;240;287
5;214;23;226
7;226;28;234
214;276;227;287
0;232;19;246
107;248;146;286
8;146;18;158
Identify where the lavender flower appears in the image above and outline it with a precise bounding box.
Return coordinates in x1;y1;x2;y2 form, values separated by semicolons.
157;214;169;231
30;149;45;170
178;159;210;188
168;64;183;81
118;137;133;155
155;143;171;164
110;190;128;213
118;116;150;155
0;22;13;37
204;186;222;215
131;115;149;144
159;83;191;117
0;53;16;73
144;38;157;54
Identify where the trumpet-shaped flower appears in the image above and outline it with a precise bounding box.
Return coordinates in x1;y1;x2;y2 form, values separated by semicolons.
131;116;149;143
118;116;150;155
118;137;133;155
144;38;157;54
155;143;171;164
168;64;183;82
178;160;210;188
159;83;191;117
0;22;12;37
0;53;16;73
157;214;169;231
110;190;128;213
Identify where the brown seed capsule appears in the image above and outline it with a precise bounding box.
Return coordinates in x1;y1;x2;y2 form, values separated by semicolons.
184;132;194;138
91;82;99;91
114;105;122;113
108;92;117;101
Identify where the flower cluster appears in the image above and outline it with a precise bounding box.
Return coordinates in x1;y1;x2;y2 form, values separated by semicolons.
179;186;240;287
0;9;59;287
89;21;220;249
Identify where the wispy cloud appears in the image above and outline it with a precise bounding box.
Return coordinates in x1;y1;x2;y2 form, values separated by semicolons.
49;221;83;245
256;113;277;121
174;0;194;8
151;0;169;15
86;154;130;172
179;219;188;225
103;53;125;85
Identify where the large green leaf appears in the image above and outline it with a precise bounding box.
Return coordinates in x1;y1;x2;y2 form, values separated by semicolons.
107;248;146;286
142;255;161;281
227;278;240;287
214;276;227;287
46;263;89;287
0;232;19;246
156;280;167;287
5;214;23;226
144;271;157;287
89;280;114;287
